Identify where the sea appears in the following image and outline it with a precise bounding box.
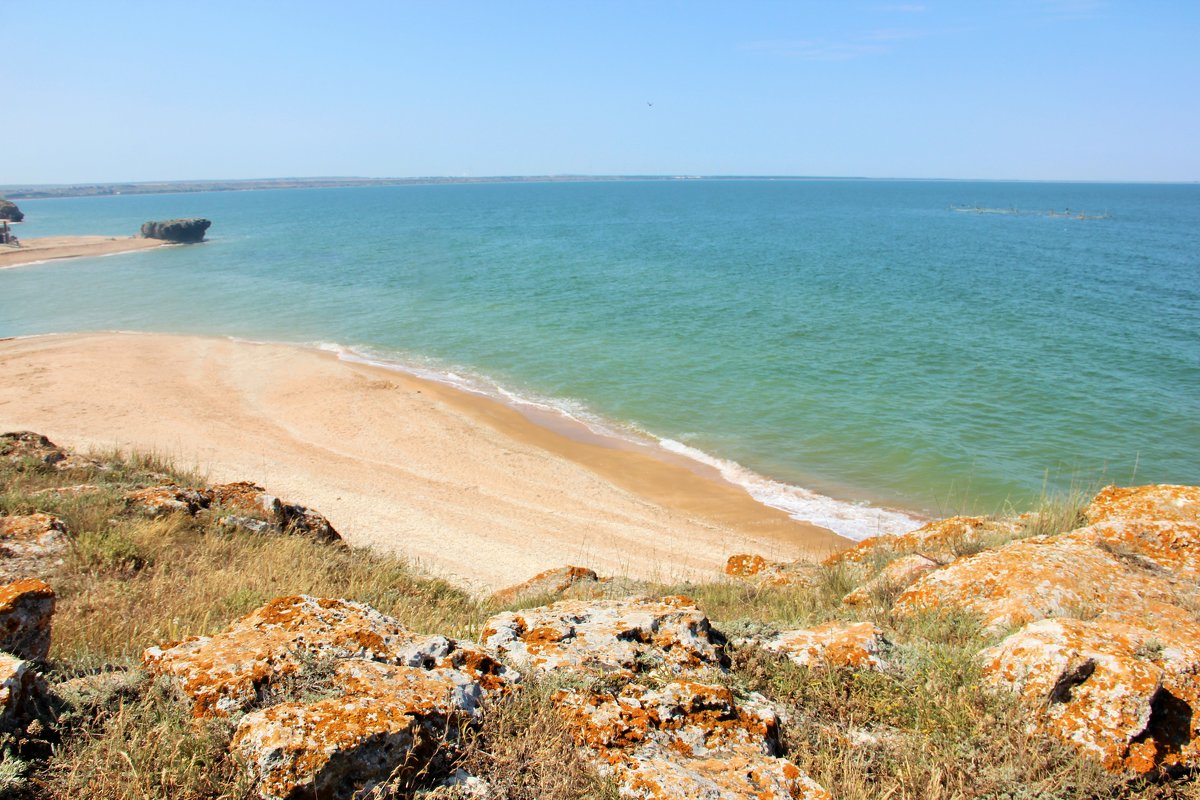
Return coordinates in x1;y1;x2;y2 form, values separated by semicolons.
2;179;1197;540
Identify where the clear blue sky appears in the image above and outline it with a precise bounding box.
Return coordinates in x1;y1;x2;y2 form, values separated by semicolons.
5;1;1198;183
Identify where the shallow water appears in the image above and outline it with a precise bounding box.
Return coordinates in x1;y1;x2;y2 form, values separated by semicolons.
2;180;1197;538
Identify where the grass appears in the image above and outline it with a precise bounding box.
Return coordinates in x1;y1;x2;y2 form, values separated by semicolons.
0;446;1194;799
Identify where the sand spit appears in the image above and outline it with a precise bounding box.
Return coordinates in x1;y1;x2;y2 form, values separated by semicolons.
0;333;848;589
0;236;166;269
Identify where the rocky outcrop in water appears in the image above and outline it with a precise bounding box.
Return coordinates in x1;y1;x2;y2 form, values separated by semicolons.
140;218;211;242
0;199;23;222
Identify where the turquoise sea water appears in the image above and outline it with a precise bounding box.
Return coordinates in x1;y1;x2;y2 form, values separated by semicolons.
2;180;1197;539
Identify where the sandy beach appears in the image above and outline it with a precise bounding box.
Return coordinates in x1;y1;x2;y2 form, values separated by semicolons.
0;236;166;269
0;333;849;590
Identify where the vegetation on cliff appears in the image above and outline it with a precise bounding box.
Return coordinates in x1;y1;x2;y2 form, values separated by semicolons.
0;434;1197;798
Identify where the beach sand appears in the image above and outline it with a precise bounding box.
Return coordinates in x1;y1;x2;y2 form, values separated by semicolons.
0;333;849;591
0;236;166;269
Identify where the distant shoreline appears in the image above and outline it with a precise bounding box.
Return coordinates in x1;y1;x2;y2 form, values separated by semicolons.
6;174;1195;200
0;235;167;269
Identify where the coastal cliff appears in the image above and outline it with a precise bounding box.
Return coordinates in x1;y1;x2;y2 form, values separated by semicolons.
1;432;1197;799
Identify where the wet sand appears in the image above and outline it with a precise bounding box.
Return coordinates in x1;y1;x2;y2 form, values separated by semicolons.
0;333;849;590
0;236;166;269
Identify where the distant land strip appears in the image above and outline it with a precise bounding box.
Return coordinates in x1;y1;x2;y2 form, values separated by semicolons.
0;175;872;200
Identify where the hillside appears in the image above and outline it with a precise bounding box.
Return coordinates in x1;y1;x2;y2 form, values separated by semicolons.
0;432;1197;799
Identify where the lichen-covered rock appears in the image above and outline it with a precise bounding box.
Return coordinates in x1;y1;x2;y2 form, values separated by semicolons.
206;481;341;541
1086;485;1200;526
31;484;101;499
0;654;47;729
482;596;725;676
981;616;1200;773
490;565;601;605
145;595;508;717
1063;519;1200;581
0;432;99;471
140;218;211;243
825;515;1022;567
892;533;1182;632
124;484;213;517
557;680;830;799
724;554;816;587
0;580;55;660
842;554;939;607
234;660;499;800
0;514;68;560
757;622;890;671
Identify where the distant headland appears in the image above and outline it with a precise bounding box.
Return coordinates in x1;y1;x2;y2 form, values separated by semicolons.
0;175;869;200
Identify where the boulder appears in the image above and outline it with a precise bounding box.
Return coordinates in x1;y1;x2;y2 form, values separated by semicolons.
140;218;211;243
0;580;55;660
0;432;100;472
842;554;939;607
145;594;508;717
1086;485;1200;526
482;596;725;676
724;554;816;588
891;532;1184;632
211;482;340;542
489;565;601;605
234;660;501;800
0;654;47;729
825;515;1022;567
0;199;23;223
981;615;1200;773
756;621;890;671
557;680;830;799
0;514;69;560
124;484;213;517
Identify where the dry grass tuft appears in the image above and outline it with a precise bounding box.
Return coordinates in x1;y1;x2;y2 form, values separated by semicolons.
452;677;620;800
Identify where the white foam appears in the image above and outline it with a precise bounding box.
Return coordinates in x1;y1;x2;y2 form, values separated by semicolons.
657;438;922;540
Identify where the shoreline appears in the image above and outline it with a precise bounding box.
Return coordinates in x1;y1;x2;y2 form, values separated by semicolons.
0;332;856;591
0;235;167;269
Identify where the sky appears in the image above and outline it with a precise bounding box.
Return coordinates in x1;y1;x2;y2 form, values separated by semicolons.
4;1;1198;183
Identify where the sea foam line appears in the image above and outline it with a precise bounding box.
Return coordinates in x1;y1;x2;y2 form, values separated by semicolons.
312;339;923;541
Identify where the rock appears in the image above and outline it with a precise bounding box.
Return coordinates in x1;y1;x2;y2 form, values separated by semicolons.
842;554;939;607
0;654;46;729
756;621;890;671
234;660;501;800
208;481;341;542
482;596;725;676
981;615;1200;773
0;432;99;471
557;680;830;799
0;580;55;660
723;554;816;587
124;484;213;517
421;769;497;799
490;565;601;605
825;515;1023;567
0;199;23;223
1086;485;1200;526
145;594;508;717
891;532;1184;632
1066;519;1200;581
140;218;211;243
31;484;101;499
0;514;69;560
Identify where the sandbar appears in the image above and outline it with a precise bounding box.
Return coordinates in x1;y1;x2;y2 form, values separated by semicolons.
0;333;850;590
0;236;166;269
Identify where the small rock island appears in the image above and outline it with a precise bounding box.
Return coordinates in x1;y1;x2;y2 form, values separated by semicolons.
0;198;24;222
140;218;211;243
